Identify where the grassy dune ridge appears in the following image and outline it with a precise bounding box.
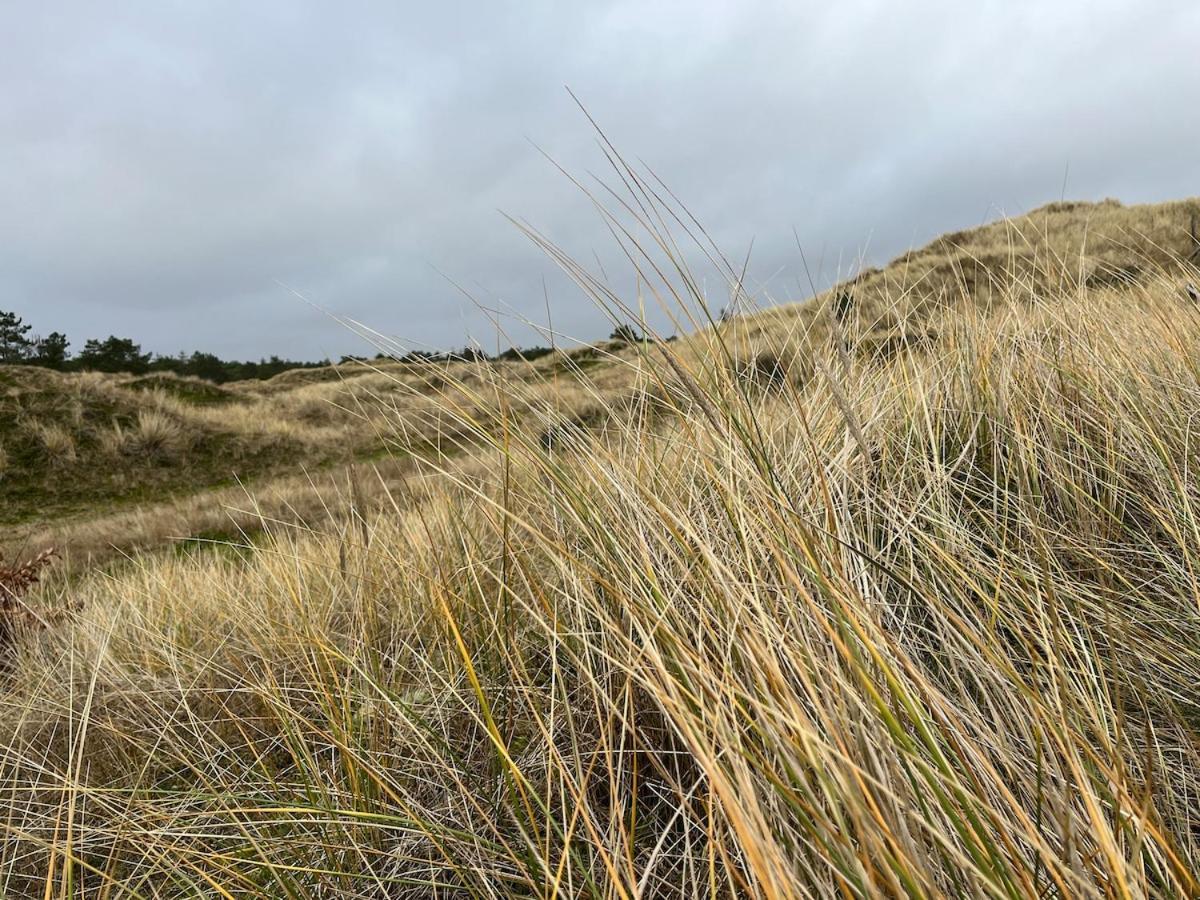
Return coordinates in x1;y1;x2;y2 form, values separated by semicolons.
0;345;637;570
3;184;1200;895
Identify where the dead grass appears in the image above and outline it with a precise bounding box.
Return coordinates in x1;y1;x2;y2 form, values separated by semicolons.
23;419;77;464
2;178;1200;895
727;195;1200;350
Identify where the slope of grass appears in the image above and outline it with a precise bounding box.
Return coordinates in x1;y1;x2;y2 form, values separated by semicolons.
0;367;331;526
1;352;644;572
735;195;1200;346
3;182;1200;895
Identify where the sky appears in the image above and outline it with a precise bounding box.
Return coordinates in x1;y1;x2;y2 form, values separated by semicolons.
2;1;1198;361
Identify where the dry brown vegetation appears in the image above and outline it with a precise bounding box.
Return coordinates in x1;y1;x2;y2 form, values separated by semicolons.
2;182;1200;896
0;344;642;573
0;548;57;655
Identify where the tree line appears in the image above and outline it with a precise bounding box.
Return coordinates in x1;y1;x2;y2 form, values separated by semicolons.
0;307;646;383
0;309;329;382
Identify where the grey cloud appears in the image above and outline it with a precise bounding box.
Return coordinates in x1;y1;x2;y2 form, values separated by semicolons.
1;0;1197;359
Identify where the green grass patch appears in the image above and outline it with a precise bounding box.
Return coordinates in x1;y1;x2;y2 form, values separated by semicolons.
125;374;237;405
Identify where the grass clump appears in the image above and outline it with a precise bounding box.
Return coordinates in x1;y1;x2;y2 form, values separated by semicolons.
23;419;77;464
99;409;184;460
126;409;184;458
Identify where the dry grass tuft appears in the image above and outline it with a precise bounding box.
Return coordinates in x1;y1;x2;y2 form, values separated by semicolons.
97;412;184;460
23;419;77;464
126;409;184;457
97;410;184;458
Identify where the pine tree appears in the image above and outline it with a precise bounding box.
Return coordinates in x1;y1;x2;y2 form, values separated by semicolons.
609;323;642;345
32;332;70;369
77;336;152;374
0;310;33;363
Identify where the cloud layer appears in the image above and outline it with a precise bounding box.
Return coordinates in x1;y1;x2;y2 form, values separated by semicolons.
3;1;1197;359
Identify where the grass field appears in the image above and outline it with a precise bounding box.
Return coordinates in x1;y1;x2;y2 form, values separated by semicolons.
2;182;1200;896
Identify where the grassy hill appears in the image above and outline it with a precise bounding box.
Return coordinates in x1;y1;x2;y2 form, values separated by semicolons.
0;366;310;523
740;195;1200;344
6;196;1195;558
1;343;647;569
2;193;1200;896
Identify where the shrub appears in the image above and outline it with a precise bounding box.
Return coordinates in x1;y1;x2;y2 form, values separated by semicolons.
735;350;791;391
495;345;555;362
609;323;642;344
0;548;55;652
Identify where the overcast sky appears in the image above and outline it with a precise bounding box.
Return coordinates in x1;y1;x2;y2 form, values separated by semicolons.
2;1;1197;360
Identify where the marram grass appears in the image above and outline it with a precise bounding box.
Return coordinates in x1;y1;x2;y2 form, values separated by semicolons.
4;183;1200;897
